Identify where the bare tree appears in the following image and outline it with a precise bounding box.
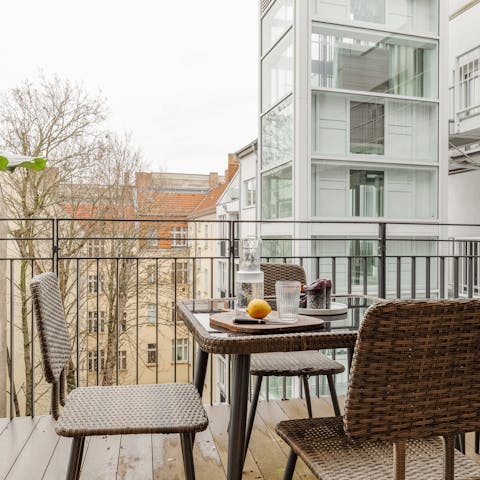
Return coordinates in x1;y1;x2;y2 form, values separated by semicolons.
0;73;107;416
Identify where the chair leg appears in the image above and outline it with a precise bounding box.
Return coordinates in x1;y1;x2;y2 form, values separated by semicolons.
180;433;196;480
66;436;85;480
455;432;465;454
301;376;313;418
244;376;263;462
283;449;298;480
393;440;406;480
476;431;479;454
443;434;455;480
326;374;341;417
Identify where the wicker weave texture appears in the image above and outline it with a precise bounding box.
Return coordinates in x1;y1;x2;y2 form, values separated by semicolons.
261;263;306;296
250;351;344;376
56;383;208;437
345;299;480;442
276;417;480;480
30;272;70;384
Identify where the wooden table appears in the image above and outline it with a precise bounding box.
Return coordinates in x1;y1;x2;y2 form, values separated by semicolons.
176;296;374;480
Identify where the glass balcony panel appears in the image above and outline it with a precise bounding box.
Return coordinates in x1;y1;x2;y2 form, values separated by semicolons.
311;23;438;99
311;91;438;163
261;0;294;55
261;95;293;170
311;160;437;219
262;30;294;112
311;0;438;36
262;163;293;219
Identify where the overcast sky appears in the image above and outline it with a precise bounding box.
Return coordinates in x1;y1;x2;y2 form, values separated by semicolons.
1;0;259;175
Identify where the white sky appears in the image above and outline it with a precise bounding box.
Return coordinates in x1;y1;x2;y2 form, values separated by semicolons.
1;0;259;175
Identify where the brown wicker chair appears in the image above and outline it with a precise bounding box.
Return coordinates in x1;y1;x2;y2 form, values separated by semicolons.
276;299;480;480
243;263;345;460
31;272;208;480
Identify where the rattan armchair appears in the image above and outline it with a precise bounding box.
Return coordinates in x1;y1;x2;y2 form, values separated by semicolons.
31;272;208;480
276;299;480;480
243;263;345;461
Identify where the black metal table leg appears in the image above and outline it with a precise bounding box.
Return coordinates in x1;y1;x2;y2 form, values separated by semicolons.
227;354;250;480
194;348;209;397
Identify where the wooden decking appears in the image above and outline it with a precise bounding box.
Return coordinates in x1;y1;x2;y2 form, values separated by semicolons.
1;396;480;480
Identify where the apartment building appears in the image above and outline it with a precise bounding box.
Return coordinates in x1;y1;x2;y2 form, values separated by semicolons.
257;0;447;295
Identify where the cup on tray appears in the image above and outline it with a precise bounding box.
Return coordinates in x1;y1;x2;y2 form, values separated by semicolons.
275;280;301;323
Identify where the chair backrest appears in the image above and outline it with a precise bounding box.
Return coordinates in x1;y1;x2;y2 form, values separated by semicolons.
344;298;480;443
260;263;306;296
30;272;71;418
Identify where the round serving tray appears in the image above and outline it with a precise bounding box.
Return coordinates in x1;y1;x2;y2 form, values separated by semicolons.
299;302;347;316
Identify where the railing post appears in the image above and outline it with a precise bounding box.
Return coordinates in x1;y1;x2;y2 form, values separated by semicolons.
52;218;59;274
228;220;236;297
378;223;387;299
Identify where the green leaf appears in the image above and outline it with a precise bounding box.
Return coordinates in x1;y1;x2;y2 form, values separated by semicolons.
7;157;47;172
0;156;8;172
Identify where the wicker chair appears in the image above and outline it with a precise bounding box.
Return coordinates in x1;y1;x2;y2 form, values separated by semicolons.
276;299;480;480
31;272;208;480
243;263;345;460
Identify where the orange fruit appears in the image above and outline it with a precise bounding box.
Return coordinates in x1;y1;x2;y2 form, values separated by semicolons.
246;299;272;319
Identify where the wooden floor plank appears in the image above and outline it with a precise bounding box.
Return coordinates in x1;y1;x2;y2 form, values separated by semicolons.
0;418;10;436
205;404;263;480
256;400;314;480
117;434;153;480
6;416;59;480
42;435;72;480
152;428;225;480
2;401;480;480
247;402;293;479
79;435;120;480
0;416;40;479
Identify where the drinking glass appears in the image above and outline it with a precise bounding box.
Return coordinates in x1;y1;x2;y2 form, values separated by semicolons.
275;280;300;323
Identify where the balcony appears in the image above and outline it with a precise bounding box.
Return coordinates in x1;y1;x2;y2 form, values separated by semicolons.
2;218;480;477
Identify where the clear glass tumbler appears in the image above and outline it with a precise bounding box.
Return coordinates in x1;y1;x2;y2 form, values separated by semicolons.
275;280;301;323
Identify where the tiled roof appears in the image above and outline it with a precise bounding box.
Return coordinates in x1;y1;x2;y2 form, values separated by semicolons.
189;183;228;219
137;191;205;218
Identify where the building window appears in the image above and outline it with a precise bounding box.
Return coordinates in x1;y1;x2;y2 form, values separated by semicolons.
349;170;384;217
262;163;292;219
172;261;189;284
147;228;158;247
146;264;156;284
244;178;256;207
118;350;127;370
350;101;384;155
459;48;480;110
87;239;105;257
147;303;156;324
87;274;102;294
88;350;105;372
147;343;157;365
172;226;187;247
172;338;189;363
349;239;377;286
261;0;293;55
88;311;105;333
120;311;127;333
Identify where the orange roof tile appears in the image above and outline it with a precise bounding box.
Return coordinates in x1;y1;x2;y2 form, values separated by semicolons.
189;183;228;219
137;191;205;218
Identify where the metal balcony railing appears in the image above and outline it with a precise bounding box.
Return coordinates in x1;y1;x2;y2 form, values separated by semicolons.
1;217;480;419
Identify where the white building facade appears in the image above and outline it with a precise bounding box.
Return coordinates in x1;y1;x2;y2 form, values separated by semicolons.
258;0;448;295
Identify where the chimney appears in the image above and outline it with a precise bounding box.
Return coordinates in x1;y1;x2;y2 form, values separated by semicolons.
225;153;239;182
209;172;219;187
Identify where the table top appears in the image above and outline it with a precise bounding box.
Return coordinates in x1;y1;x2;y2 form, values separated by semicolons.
176;295;376;355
